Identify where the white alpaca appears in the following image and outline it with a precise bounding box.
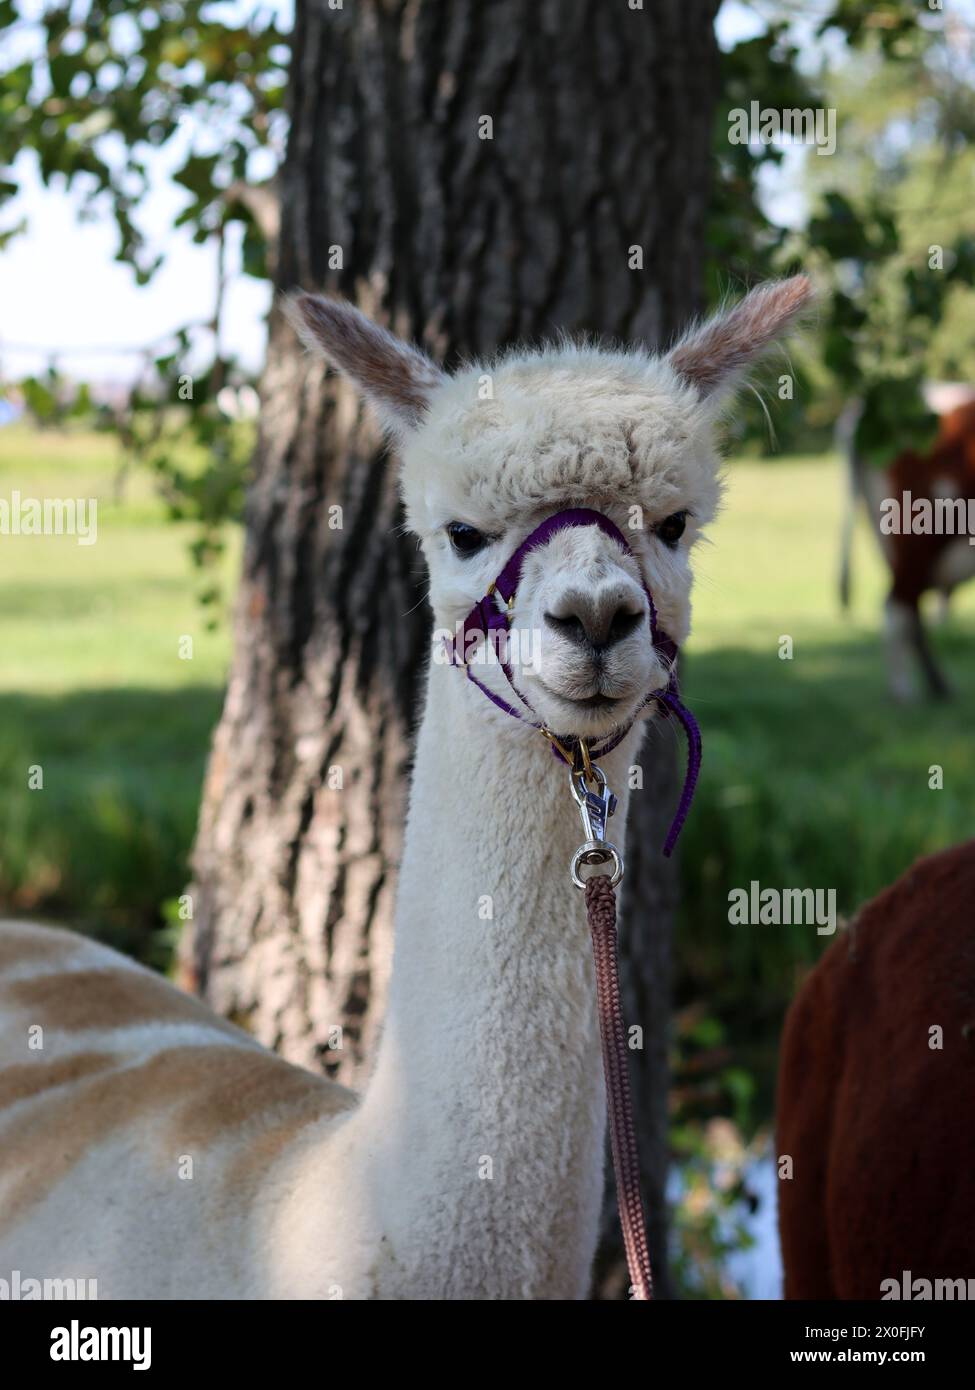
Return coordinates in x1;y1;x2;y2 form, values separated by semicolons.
0;278;810;1299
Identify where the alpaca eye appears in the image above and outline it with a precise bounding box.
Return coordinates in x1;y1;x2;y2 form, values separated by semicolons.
447;522;488;557
656;511;687;548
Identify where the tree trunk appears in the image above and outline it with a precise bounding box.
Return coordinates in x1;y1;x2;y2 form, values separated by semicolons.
184;0;718;1300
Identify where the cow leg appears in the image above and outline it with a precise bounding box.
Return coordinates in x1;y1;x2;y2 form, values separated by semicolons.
908;603;951;699
884;598;920;701
885;595;951;701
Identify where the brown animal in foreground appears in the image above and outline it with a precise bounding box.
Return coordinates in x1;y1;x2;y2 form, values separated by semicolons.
777;840;975;1299
840;394;975;699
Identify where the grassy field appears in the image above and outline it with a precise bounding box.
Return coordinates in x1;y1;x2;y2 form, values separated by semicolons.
0;425;239;965
678;457;975;1128
2;421;973;1092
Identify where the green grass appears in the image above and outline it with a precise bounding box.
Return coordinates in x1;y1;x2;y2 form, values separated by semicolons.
2;425;973;1100
0;424;238;691
0;423;238;964
677;455;975;1123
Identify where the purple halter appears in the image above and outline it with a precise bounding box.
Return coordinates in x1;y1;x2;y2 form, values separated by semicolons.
446;507;702;858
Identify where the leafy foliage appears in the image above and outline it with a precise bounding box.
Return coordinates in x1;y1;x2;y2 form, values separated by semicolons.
0;0;287;605
0;0;287;276
709;22;818;298
800;10;975;465
717;2;975;464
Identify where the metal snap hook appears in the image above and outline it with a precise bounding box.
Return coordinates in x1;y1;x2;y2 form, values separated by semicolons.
568;761;623;888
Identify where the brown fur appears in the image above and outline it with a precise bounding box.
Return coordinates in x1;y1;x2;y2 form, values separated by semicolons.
4;966;248;1039
0;1052;117;1110
885;402;975;611
855;400;975;697
171;1044;355;1151
0;922;82;973
777;840;975;1298
0;1043;354;1226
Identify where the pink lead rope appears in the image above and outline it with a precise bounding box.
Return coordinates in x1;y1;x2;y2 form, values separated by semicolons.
568;756;656;1300
585;871;654;1301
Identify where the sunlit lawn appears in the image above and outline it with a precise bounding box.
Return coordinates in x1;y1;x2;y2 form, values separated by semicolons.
0;424;239;962
687;453;975;933
679;453;975;1122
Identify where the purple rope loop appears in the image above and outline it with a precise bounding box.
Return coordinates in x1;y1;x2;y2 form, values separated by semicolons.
654;688;702;858
450;507;702;857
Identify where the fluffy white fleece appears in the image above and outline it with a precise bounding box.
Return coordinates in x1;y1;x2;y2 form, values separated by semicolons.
400;343;724;540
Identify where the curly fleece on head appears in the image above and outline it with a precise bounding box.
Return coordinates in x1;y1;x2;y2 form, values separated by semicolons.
397;343;724;538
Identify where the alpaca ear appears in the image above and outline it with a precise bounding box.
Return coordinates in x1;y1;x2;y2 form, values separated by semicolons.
283;293;445;432
667;275;814;399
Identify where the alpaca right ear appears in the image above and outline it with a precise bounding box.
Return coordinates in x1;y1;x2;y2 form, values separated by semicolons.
283;293;446;433
667;275;814;400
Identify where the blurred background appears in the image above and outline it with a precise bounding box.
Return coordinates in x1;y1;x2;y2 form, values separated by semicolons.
1;0;973;1298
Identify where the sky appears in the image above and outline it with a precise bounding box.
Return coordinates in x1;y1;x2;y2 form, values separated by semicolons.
0;0;294;385
0;0;870;387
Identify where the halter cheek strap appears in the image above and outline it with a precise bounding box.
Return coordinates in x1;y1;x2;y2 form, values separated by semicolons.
447;507;702;857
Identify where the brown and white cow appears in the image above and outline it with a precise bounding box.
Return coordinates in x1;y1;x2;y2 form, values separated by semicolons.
839;386;975;699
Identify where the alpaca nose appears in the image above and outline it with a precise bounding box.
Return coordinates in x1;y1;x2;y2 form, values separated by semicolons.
544;589;645;651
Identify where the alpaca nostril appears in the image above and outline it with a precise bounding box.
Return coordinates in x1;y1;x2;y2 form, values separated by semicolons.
544;611;589;648
544;604;644;650
605;607;643;648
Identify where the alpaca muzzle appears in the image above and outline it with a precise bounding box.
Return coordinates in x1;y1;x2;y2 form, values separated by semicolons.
446;506;702;859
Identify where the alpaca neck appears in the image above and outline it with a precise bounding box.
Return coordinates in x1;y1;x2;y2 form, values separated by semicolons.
345;658;642;1298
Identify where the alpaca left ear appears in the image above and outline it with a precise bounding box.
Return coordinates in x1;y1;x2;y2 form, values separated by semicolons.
667;275;814;399
282;292;446;434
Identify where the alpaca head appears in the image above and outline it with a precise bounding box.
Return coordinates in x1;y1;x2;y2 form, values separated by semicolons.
287;278;811;738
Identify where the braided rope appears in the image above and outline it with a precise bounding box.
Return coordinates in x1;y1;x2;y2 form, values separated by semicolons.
584;872;654;1301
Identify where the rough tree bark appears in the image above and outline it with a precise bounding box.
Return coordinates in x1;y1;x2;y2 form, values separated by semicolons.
184;0;718;1299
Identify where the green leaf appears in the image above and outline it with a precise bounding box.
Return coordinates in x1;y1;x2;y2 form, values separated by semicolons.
855;380;941;469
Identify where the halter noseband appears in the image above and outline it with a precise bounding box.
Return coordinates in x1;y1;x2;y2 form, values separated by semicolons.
446;507;702;858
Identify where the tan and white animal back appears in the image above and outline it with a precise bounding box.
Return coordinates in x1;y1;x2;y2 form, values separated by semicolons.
0;920;354;1298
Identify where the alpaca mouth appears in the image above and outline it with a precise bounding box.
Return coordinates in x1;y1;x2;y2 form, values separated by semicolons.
536;680;626;712
564;693;621;710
